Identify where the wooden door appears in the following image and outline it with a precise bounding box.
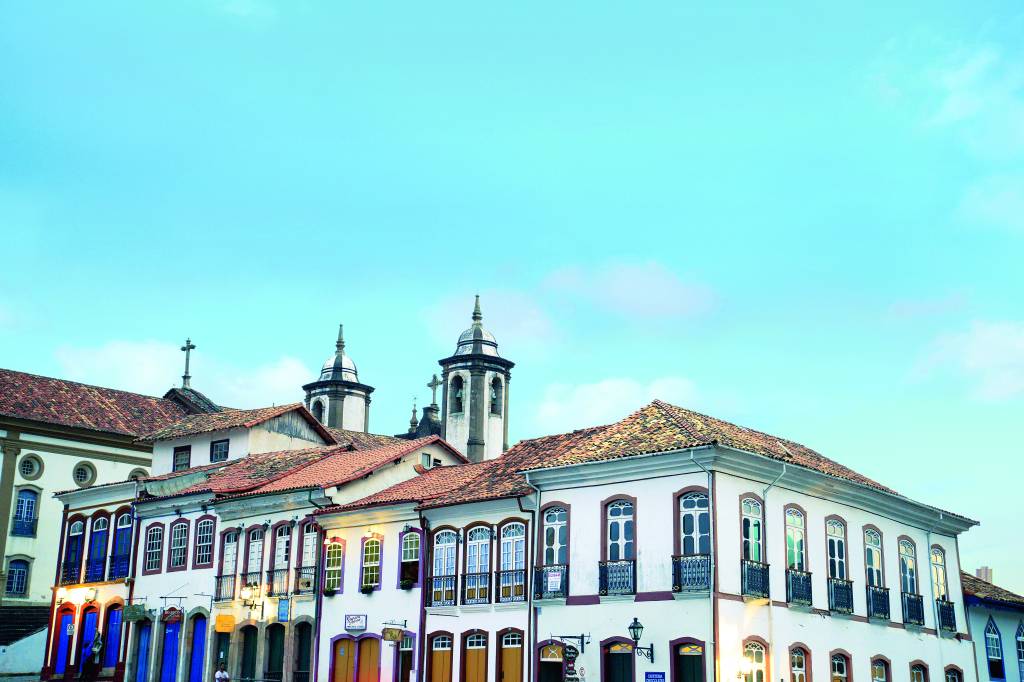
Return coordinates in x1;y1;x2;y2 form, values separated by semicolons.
241;627;258;682
266;625;285;681
357;638;380;682
134;621;152;682
602;644;633;682
430;645;452;682
333;639;355;682
464;648;485;682
674;645;703;682
500;643;522;682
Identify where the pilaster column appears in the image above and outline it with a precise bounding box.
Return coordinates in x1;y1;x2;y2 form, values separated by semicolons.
467;369;486;462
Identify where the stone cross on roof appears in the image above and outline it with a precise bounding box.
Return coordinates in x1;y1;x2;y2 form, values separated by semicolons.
427;374;442;406
180;338;196;388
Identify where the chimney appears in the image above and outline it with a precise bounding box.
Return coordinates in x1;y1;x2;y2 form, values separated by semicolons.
976;566;993;583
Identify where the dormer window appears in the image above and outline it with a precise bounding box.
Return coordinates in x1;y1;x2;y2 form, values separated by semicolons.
210;439;229;463
173;446;191;472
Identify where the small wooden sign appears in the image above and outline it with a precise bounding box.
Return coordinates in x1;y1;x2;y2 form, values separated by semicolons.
161;607;182;623
215;615;236;633
382;628;403;642
344;614;367;631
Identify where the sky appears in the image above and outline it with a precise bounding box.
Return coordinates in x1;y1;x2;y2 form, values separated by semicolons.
2;2;1023;591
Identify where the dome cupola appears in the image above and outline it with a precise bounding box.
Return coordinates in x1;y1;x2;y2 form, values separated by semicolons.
319;324;359;382
454;295;500;357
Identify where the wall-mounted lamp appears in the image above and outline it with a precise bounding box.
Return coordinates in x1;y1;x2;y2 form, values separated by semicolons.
627;618;654;663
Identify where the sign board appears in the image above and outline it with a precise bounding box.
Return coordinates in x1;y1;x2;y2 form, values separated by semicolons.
564;646;579;662
66;623;75;635
161;607;182;623
215;615;236;633
277;599;290;623
546;572;563;593
344;614;367;631
123;604;147;622
645;674;666;682
382;628;404;642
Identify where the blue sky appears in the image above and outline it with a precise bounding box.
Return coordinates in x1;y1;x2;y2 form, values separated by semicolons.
2;2;1023;590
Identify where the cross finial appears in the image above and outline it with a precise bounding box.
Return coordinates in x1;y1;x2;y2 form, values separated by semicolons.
409;399;419;432
427;374;442;406
472;295;482;323
336;324;345;353
180;338;196;388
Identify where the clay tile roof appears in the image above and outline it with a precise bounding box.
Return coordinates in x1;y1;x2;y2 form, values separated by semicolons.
326;460;498;513
139;403;334;443
0;368;194;437
325;427;406;449
960;571;1024;609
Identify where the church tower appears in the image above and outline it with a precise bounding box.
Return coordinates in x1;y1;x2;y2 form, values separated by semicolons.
439;297;514;462
303;325;375;432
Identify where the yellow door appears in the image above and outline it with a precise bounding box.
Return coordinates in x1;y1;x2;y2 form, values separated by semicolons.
357;638;380;682
500;639;522;682
431;638;452;682
333;640;355;682
464;638;486;682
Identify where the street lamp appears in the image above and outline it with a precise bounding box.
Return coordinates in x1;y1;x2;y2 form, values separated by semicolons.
627;618;654;663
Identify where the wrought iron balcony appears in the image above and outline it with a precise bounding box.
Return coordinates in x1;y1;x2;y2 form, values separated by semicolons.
599;560;636;596
866;585;890;619
741;560;770;599
266;569;289;596
534;564;569;599
902;592;925;626
827;578;854;614
108;554;131;580
497;569;527;603
84;558;106;583
462;572;491;605
293;566;316;594
11;517;37;537
59;562;81;586
242;571;262;594
786;569;813;605
429;574;456;607
672;554;711;592
936;599;956;632
215;574;236;601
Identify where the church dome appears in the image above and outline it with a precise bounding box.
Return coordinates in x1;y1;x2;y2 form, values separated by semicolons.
454;296;500;357
319;324;359;382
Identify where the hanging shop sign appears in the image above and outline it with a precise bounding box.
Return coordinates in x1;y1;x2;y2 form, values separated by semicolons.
215;615;236;633
123;604;148;622
278;598;290;623
161;607;182;623
382;628;404;642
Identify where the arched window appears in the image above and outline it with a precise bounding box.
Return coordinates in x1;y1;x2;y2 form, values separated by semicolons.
944;669;961;682
400;531;421;584
431;530;457;605
543;507;568;565
871;659;889;682
113;514;133;557
168;521;189;570
785;508;806;571
864;529;883;586
12;489;38;535
741;499;763;562
790;649;807;682
930;548;948;601
273;524;291;570
606;500;635;561
743;642;766;682
465;527;491;603
831;654;848;682
246;528;264;575
826;520;846;579
222;531;239;574
450;376;464;414
985;619;1005;680
1016;623;1024;681
500;522;526;602
64;520;86;581
144;526;163;573
4;559;28;596
195;519;215;567
910;665;927;682
103;605;123;668
361;538;381;589
301;524;319;567
679;492;710;556
86;516;110;581
490;378;503;415
311;400;324;423
899;540;918;594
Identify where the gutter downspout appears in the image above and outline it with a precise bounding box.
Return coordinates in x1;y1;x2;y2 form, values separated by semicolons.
518;488;539;682
417;511;429;682
762;461;787;679
306;487;333;682
689;452;716;682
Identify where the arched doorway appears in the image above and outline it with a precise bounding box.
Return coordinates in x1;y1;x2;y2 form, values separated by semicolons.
265;624;285;682
538;642;564;682
53;608;76;675
294;623;313;682
160;618;182;682
462;633;487;682
429;635;453;682
499;632;523;682
77;607;100;673
601;641;634;682
240;626;259;682
187;615;208;682
134;620;153;682
332;637;356;682
357;637;380;682
671;642;703;682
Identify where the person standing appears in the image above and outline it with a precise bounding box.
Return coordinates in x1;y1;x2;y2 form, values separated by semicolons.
215;662;231;682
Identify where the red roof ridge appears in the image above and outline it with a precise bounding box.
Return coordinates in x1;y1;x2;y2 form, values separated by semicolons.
0;367;169;400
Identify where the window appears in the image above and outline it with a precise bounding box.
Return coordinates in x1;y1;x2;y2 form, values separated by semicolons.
195;519;214;566
87;517;109;580
361;538;381;589
500;523;526;600
986;619;1005;680
467;633;486;648
742;499;763;562
401;531;421;583
606;500;635;561
931;548;948;600
311;400;324;423
433;531;457;577
210;439;229;463
301;525;318;567
910;666;927;682
433;636;452;650
402;636;415;651
172;446;192;472
864;529;883;586
65;520;85;573
944;670;961;682
169;522;188;569
465;528;490;601
743;643;766;682
826;520;846;579
679;493;710;556
502;632;523;648
113;513;133;557
785;508;806;571
490;378;503;415
1016;623;1024;681
831;655;848;682
871;660;889;682
790;649;806;682
18;455;41;478
13;489;38;534
324;542;344;591
450;376;464;413
5;559;28;596
274;525;291;569
543;507;568;565
145;526;164;572
247;529;264;573
222;532;239;574
899;539;918;594
73;462;96;486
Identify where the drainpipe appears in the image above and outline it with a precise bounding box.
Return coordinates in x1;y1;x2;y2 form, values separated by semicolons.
517;490;538;682
306;488;332;682
417;512;429;682
689;452;716;680
762;461;787;679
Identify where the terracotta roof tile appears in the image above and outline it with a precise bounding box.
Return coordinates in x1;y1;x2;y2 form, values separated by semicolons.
960;571;1024;608
325;427;406;449
327;461;498;512
139;403;334;443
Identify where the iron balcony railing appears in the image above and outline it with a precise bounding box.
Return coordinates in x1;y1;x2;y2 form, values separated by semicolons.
293;566;316;594
11;517;37;537
902;592;925;626
59;562;81;586
293;673;310;682
429;575;456;607
497;569;527;603
741;560;770;599
462;572;491;605
84;558;106;583
534;564;569;599
242;571;262;596
936;599;956;632
215;574;236;601
672;555;711;592
108;554;131;580
599;560;636;596
866;585;890;619
828;578;854;614
266;569;289;597
786;569;813;605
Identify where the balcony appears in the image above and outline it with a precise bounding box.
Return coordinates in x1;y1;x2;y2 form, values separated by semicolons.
108;554;131;580
429;575;456;607
59;563;81;586
462;573;491;605
672;555;711;592
741;560;769;599
497;569;527;603
786;569;813;605
11;517;37;537
827;578;854;614
266;569;289;597
866;585;890;619
902;592;925;626
599;560;636;596
215;574;236;601
84;558;106;583
293;566;316;594
534;565;569;599
936;599;956;632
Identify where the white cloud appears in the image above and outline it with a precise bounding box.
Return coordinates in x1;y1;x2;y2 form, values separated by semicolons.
531;376;698;435
55;340;314;409
918;321;1024;401
544;261;713;319
959;174;1024;233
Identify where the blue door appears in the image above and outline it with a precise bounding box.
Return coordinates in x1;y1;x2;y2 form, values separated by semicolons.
55;613;74;674
188;616;207;682
80;610;99;670
160;621;181;682
104;607;123;668
136;622;152;682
